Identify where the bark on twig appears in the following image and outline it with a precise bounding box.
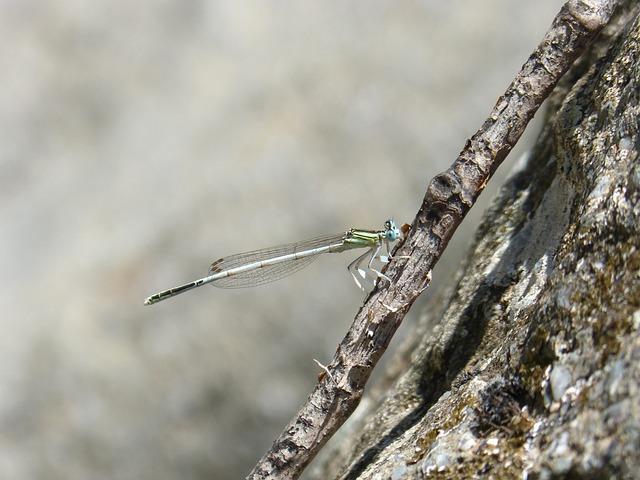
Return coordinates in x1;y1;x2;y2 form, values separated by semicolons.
247;1;618;479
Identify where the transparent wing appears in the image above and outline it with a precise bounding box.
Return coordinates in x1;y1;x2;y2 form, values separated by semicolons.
207;233;346;288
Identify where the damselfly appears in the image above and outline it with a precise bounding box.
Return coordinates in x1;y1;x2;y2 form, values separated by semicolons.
144;219;402;305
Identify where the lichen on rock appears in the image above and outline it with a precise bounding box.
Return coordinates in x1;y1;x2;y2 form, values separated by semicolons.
311;3;640;479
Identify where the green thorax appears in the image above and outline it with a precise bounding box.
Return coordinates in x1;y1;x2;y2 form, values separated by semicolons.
342;228;384;250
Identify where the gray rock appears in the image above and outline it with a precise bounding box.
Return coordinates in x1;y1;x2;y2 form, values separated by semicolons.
550;365;573;402
311;2;640;478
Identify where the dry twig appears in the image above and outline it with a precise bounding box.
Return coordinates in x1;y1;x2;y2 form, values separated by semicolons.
248;1;618;478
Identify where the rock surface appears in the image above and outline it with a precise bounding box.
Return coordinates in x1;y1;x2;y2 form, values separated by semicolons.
310;3;640;479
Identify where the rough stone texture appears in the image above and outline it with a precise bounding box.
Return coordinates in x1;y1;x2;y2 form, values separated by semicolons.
310;3;640;479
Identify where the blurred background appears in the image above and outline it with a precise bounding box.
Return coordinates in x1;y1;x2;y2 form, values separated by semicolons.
0;1;563;478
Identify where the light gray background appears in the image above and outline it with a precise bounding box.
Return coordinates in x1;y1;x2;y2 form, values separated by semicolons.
0;1;563;479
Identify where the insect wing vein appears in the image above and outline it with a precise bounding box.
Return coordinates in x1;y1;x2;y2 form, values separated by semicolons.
208;233;346;288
